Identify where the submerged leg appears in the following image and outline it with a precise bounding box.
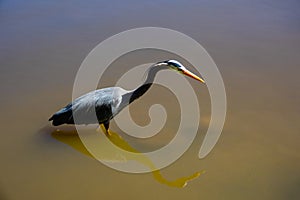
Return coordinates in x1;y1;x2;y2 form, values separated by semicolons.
103;121;111;136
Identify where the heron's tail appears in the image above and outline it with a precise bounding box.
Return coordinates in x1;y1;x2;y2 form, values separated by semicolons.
49;104;74;126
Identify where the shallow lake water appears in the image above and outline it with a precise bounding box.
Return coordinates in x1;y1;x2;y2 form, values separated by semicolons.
0;0;300;199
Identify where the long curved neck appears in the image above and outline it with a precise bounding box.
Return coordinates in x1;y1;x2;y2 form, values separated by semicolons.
124;65;168;104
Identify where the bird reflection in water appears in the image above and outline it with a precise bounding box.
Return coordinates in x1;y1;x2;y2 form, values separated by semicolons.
51;126;204;188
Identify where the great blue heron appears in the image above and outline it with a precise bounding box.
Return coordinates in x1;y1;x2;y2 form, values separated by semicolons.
49;60;205;135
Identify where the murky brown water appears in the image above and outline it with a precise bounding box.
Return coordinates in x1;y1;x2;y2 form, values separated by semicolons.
1;0;300;199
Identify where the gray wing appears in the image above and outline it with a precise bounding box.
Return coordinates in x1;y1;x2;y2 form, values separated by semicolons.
71;88;117;125
95;87;128;122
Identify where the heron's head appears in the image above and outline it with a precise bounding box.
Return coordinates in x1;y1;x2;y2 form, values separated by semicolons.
155;60;205;83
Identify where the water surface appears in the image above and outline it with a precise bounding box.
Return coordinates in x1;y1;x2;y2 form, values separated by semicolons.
0;0;300;199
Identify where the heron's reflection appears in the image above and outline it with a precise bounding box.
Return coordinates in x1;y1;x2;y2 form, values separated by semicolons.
51;126;203;188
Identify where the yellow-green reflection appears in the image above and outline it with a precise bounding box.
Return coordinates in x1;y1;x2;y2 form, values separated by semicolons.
51;126;203;188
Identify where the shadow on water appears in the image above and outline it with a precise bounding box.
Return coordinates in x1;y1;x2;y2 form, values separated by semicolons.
47;125;203;188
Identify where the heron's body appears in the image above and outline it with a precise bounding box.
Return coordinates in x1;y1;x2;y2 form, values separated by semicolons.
49;87;127;126
49;60;204;135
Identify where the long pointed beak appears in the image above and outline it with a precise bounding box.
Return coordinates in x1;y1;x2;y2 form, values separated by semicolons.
182;69;205;83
